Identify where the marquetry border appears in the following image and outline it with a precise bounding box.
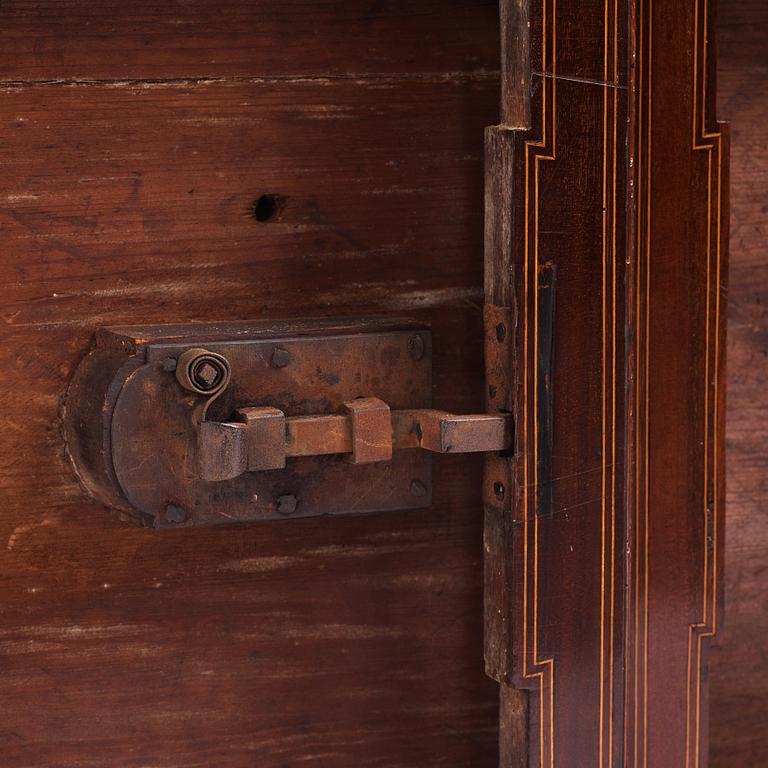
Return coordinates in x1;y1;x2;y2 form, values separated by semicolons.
628;0;652;763
599;2;621;766
685;0;726;766
518;1;622;765
488;0;725;765
518;1;557;765
627;1;726;766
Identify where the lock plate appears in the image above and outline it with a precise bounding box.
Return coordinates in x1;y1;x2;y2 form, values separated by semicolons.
65;319;432;527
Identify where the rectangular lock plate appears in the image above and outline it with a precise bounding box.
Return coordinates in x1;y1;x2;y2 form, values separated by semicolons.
65;319;432;527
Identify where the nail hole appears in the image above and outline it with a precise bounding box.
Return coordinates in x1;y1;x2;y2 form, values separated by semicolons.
493;481;505;500
253;194;284;222
495;323;506;342
488;384;497;399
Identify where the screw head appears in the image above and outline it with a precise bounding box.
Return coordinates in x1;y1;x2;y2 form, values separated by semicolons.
192;360;222;390
270;347;291;369
161;356;177;372
410;480;428;497
164;505;188;524
175;348;231;395
276;494;298;516
407;334;426;361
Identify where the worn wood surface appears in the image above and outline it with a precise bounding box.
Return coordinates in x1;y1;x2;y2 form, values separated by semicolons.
0;3;501;766
710;2;768;766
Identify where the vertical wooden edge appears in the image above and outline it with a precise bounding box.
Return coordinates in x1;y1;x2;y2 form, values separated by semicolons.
485;4;528;755
499;683;529;768
483;304;516;684
706;0;720;134
486;0;731;764
484;127;516;306
500;0;532;129
716;120;730;630
700;116;728;767
484;499;511;682
484;118;526;756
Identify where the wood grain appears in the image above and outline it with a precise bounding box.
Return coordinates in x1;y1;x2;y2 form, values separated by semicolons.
486;0;730;765
0;0;500;80
0;1;762;766
0;6;500;766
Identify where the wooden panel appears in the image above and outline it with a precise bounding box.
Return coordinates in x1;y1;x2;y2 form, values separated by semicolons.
0;0;500;80
485;0;728;765
0;78;495;308
632;1;728;762
485;1;630;764
0;2;761;766
0;6;500;766
710;2;768;766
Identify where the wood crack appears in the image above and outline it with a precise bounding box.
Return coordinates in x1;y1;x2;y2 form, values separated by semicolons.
0;71;501;89
533;69;628;90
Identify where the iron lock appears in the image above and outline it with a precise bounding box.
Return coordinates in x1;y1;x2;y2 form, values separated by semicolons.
64;316;512;528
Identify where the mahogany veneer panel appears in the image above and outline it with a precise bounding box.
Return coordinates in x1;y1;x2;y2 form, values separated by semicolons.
486;0;729;764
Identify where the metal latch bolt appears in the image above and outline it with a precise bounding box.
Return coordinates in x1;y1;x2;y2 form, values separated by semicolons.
198;395;512;481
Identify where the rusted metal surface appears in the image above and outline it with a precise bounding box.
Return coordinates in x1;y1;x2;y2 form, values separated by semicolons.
235;406;286;472
67;317;515;527
175;347;231;396
286;415;351;457
343;398;393;464
392;409;510;454
198;406;512;481
64;319;433;526
198;421;248;482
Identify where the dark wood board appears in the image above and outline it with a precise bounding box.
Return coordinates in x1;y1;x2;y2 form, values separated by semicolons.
710;1;768;766
0;7;500;766
0;0;501;81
